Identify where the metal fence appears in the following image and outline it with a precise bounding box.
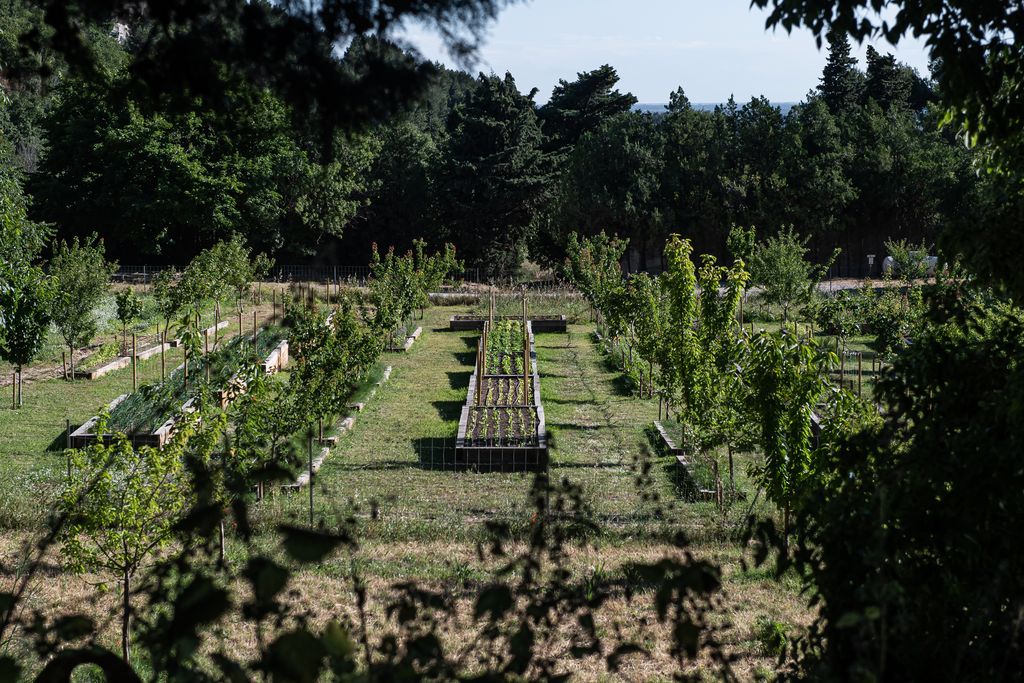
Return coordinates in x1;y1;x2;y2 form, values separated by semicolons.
113;265;485;286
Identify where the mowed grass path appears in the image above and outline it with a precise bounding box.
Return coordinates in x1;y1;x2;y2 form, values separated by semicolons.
267;307;732;543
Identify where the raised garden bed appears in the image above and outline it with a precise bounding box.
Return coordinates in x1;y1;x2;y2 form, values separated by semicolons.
70;327;287;449
454;320;548;472
449;314;566;333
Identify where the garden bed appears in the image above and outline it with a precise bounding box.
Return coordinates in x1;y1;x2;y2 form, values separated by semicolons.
454;320;548;472
449;314;566;332
70;327;287;449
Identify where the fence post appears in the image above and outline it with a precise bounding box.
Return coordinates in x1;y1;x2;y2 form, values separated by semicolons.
132;333;137;392
308;436;314;527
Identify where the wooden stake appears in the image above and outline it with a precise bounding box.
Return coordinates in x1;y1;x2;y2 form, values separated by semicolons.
308;436;314;527
252;310;257;345
12;371;16;409
215;302;220;349
204;329;210;382
273;288;277;321
858;352;863;397
132;333;137;392
62;351;67;380
160;331;166;382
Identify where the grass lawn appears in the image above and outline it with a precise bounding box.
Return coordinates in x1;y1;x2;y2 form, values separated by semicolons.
0;302;809;679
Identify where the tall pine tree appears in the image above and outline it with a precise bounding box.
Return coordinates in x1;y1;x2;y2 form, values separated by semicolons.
818;31;863;116
438;73;554;276
537;64;637;153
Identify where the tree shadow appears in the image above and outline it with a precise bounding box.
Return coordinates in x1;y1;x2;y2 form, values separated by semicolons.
46;425;71;452
452;351;476;366
447;371;471;390
432;399;464;421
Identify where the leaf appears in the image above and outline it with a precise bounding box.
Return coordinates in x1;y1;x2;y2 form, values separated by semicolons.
835;611;863;629
322;621;355;659
0;656;21;683
265;629;326;683
473;584;514;621
51;615;95;641
245;558;289;603
279;525;352;563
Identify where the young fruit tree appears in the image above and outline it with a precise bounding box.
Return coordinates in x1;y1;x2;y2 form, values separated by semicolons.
0;262;52;407
748;226;838;322
369;243;417;350
115;289;145;355
59;410;212;662
660;235;748;500
48;235;117;380
412;238;460;318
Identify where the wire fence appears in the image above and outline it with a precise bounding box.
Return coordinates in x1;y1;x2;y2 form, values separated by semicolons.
112;264;486;287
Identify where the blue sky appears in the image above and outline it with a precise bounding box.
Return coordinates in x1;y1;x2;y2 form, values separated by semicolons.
399;0;932;104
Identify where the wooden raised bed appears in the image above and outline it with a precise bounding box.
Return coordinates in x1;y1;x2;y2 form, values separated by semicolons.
449;315;566;333
71;337;288;449
454;320;549;472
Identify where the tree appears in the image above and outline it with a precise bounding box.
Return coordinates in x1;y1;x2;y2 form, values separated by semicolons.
773;289;1024;680
660;236;748;487
59;410;216;661
864;45;912;111
438;73;555;276
537;64;637;152
0;261;51;406
8;0;513;153
751;0;1024;298
748;227;836;321
744;330;838;537
369;243;418;350
552;112;664;267
818;31;863;115
412;239;460;317
48;234;116;380
115;289;144;355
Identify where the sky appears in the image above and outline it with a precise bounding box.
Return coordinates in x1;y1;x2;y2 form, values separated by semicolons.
399;0;933;105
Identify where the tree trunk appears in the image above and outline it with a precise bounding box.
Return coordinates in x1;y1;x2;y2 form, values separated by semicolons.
69;345;75;381
122;569;131;662
219;519;226;566
18;367;23;407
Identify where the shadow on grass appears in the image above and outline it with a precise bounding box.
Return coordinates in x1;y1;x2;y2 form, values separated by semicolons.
46;425;71;452
544;396;597;406
432;400;464;421
452;351;476;366
548;422;601;432
412;437;458;470
447;371;471;390
644;423;707;502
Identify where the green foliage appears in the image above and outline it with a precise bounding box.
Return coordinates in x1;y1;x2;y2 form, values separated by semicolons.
764;289;1024;680
48;234;116;351
59;409;218;660
749;227;837;320
114;289;144;348
726;225;757;265
744;331;836;516
0;259;52;405
753;615;789;658
537;64;637;152
438;72;555;276
661;236;749;456
412;239;460;314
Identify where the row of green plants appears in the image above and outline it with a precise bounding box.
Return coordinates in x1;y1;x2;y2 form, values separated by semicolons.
563;230;868;521
0;231;274;407
369;238;460;349
105;326;286;434
485;319;526;375
466;406;538;446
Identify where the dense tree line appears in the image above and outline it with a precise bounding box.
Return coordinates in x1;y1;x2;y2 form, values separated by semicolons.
2;3;981;275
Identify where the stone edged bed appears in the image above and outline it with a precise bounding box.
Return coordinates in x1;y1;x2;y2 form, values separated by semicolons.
69;338;289;450
454;320;549;473
74;320;231;380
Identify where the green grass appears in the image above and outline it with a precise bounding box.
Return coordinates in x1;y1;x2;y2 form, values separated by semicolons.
0;303;806;677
